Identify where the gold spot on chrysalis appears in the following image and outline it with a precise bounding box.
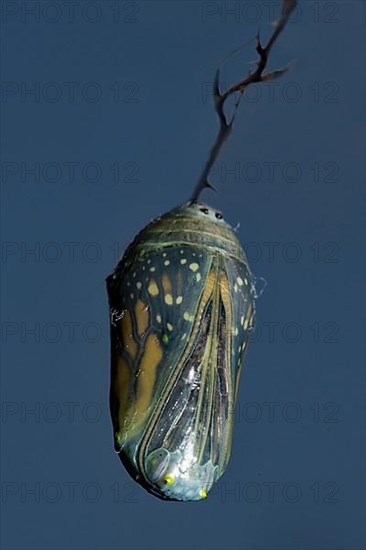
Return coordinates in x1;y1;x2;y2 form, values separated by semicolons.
165;294;173;305
189;263;199;272
148;280;159;297
162;274;173;305
183;311;194;322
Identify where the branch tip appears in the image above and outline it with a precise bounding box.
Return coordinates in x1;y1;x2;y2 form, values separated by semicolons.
190;0;296;202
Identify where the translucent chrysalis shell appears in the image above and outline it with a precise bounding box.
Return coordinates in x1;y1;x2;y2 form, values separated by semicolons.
107;201;254;501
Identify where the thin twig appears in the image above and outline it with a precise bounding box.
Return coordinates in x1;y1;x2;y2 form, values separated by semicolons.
191;0;297;202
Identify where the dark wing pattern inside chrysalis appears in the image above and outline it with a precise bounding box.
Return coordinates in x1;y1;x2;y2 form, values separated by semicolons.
108;244;212;452
108;240;254;500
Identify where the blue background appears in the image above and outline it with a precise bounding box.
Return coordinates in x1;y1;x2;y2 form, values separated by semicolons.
1;1;365;549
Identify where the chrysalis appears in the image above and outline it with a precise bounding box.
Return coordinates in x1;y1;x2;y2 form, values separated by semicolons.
107;0;296;501
107;202;254;500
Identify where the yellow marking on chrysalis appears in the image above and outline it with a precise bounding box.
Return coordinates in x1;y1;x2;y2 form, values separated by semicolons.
241;315;245;326
120;311;137;360
219;272;234;399
134;333;163;417
189;262;199;272
176;296;183;304
199;488;207;499
135;299;149;336
115;356;130;429
199;269;216;307
183;311;194;322
150;267;156;272
180;258;187;265
148;279;159;297
219;273;231;304
164;260;170;266
164;475;174;486
167;323;173;331
232;326;238;336
165;294;173;305
156;314;162;323
237;276;244;286
234;283;238;293
196;273;202;282
162;272;173;305
136;281;142;289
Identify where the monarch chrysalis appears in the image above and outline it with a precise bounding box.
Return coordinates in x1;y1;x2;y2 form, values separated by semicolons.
107;0;295;501
107;202;254;501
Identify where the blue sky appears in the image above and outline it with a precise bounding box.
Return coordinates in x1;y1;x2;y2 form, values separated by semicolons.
1;1;365;549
